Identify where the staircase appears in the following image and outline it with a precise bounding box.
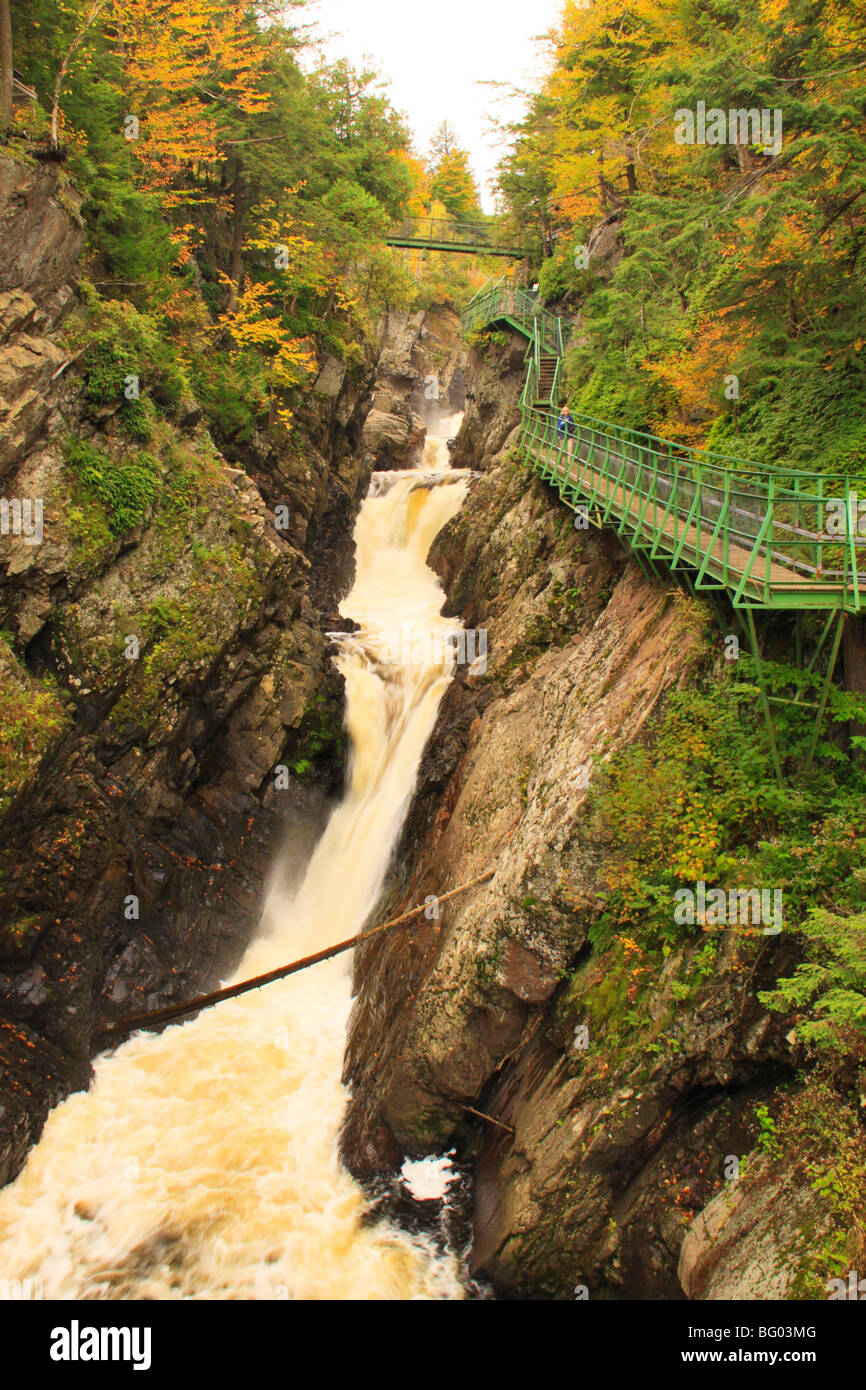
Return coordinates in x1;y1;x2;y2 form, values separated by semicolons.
535;354;558;406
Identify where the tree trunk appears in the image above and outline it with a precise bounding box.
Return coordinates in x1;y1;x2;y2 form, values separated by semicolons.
0;0;13;130
843;614;866;740
599;175;624;213
225;156;246;313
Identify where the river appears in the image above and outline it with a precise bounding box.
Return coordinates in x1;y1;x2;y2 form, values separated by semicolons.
0;422;470;1300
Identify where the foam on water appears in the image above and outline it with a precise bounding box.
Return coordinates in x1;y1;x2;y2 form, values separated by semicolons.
0;417;469;1300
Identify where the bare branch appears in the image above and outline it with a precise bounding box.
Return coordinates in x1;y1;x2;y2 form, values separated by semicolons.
51;0;111;148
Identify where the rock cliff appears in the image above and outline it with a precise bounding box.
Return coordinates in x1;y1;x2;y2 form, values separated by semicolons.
343;331;711;1183
0;153;454;1185
342;328;857;1300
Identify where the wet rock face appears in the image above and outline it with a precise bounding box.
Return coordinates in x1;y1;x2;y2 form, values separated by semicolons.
452;330;527;473
360;305;467;470
0;158;85;309
0;161;83;477
677;1153;831;1300
469;941;793;1299
360;406;419;467
341;394;710;1179
586;211;625;280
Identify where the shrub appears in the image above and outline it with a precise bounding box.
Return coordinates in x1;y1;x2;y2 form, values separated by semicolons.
77;299;190;418
65;438;161;535
587;667;866;953
760;909;866;1054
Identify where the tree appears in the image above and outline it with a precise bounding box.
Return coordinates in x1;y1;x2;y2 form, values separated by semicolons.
429;148;481;220
428;119;458;164
498;0;866;462
309;60;413;219
119;0;271;196
760;908;866;1053
426;122;481;221
0;0;12;128
50;0;109;146
497;91;558;253
8;0;427;447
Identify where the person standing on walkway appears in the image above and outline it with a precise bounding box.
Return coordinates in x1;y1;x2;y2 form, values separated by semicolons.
558;405;575;460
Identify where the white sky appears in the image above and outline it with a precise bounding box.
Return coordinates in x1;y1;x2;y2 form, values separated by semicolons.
300;0;565;212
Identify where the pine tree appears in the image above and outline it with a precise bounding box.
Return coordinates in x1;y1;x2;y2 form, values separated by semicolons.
427;122;481;221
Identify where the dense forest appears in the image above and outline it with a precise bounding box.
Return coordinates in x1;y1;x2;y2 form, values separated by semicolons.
2;0;486;452
499;0;866;472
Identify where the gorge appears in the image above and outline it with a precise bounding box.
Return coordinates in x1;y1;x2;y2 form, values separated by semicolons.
1;0;865;1315
0;401;472;1299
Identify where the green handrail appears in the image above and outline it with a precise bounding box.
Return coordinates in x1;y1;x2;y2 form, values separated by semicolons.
386;220;533;259
462;278;866;613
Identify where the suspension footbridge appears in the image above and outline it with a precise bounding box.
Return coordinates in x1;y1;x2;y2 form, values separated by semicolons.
385;218;532;260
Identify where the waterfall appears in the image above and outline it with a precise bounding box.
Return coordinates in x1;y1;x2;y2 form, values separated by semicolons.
0;421;469;1300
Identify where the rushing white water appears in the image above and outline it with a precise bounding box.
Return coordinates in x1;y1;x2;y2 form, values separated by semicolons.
401;1153;460;1202
0;423;469;1300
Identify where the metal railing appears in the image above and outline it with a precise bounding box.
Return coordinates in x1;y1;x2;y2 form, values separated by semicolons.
462;278;866;612
385;219;532;259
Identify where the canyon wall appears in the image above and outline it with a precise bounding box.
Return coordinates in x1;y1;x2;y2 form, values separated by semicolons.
342;329;834;1299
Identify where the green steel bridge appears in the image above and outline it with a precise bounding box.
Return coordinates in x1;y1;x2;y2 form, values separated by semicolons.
462;275;866;778
385;217;532;260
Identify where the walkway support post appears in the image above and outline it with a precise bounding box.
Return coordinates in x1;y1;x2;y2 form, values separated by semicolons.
804;612;846;771
744;608;784;787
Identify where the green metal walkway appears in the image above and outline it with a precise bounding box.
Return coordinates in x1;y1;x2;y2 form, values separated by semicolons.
386;218;531;260
463;276;865;616
462;275;866;778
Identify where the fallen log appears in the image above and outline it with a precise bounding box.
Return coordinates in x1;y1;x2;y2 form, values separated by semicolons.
98;868;496;1045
